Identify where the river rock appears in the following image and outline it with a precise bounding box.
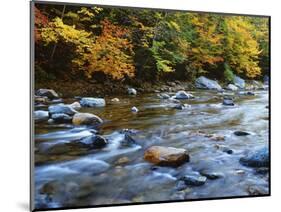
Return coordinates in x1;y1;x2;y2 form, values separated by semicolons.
128;88;137;95
80;97;106;107
200;171;224;180
48;104;77;116
111;98;120;102
238;91;255;96
80;135;107;149
233;75;245;89
226;84;238;91
240;147;269;167
69;101;81;110
180;173;207;186
131;106;139;113
36;88;59;99
34;110;49;122
35;96;48;104
144;146;189;167
223;97;235;106
174;91;194;99
234;131;251;136
51;113;72;123
195;76;222;90
158;93;170;99
72;113;103;125
173;104;191;110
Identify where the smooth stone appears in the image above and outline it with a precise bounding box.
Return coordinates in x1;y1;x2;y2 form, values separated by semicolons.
240;147;269;167
144;146;190;167
174;90;194;99
48;104;77;116
173;104;191;110
34;110;49;122
35;96;48;104
131;106;139;113
36;88;59;99
80;97;106;107
128;88;137;95
234;131;251;136
111;98;120;102
226;84;238;91
223;98;235;106
195;76;222;90
72;113;103;125
69;101;81;110
51;113;72;123
115;157;130;165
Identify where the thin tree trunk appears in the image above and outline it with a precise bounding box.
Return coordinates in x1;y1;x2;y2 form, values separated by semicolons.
50;5;66;61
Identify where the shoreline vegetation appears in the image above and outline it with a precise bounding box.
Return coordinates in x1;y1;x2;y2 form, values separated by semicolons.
35;4;269;98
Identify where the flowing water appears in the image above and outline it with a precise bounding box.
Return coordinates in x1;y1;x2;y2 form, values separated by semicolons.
33;90;269;209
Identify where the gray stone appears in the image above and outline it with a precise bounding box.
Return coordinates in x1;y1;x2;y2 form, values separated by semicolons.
174;91;194;99
51;113;72;123
80;97;106;107
128;88;137;95
195;76;222;90
34;110;49;122
240;147;269;167
48;104;77;116
233;75;245;89
36;89;59;99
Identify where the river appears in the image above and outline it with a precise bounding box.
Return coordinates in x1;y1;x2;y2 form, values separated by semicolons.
33;89;269;209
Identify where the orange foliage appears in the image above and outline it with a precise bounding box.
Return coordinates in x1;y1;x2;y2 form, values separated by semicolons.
86;19;135;79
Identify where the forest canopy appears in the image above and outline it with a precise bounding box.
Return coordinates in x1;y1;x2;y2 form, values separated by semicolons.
34;4;269;83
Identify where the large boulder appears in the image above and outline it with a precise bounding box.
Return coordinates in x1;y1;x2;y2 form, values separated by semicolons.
34;110;49;122
80;97;106;107
48;104;77;116
174;91;194;99
72;113;103;125
233;75;245;89
128;88;137;95
195;76;222;90
36;89;59;99
51;113;72;123
240;147;269;167
144;146;189;167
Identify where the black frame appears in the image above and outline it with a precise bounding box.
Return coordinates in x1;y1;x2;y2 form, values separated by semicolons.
30;1;271;211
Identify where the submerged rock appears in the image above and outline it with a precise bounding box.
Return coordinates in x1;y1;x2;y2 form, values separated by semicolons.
128;88;137;95
173;104;191;110
36;88;59;99
34;110;49;122
195;76;222;90
233;75;245;89
158;93;170;99
51;113;72;123
174;91;194;99
180;174;207;186
80;97;106;107
200;171;224;180
144;146;189;167
240;147;269;167
48;104;77;116
234;131;251;136
72;113;103;125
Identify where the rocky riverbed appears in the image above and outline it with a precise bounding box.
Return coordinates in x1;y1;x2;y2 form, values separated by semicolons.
33;77;269;209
